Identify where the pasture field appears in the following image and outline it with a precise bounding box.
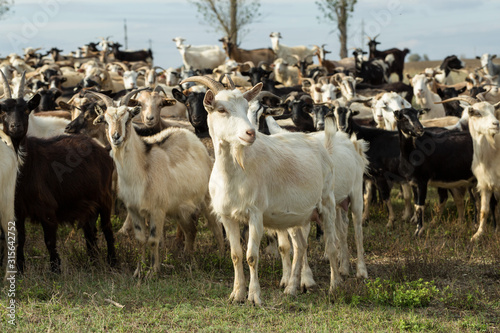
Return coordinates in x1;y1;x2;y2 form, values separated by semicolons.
1;187;499;332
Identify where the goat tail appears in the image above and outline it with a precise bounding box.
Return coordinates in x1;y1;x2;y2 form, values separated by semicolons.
351;133;370;174
323;116;337;154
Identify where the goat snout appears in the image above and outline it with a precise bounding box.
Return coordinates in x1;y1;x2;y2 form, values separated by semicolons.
239;129;256;145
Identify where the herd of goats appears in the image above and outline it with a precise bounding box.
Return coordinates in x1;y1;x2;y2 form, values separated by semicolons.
0;32;499;305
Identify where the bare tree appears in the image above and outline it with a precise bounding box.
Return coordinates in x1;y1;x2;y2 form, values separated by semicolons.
189;0;261;46
0;0;14;19
316;0;357;59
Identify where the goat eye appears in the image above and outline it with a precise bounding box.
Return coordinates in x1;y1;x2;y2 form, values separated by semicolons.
217;108;226;114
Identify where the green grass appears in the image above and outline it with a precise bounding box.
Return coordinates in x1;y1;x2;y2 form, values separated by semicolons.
1;189;499;332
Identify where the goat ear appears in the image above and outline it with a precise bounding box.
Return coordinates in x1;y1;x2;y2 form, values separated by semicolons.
356;77;363;83
352;110;360;116
493;101;500;110
161;98;176;107
457;86;466;94
243;82;263;102
406;73;413;81
172;88;187;104
203;90;216;112
28;93;41;111
492;55;497;60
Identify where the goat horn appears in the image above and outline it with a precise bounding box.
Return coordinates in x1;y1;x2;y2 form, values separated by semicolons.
0;70;12;99
435;96;479;105
85;91;114;108
112;62;129;72
243;61;255;68
256;91;280;101
17;71;26;98
153;66;165;72
301;77;315;86
181;75;225;95
225;74;236;90
121;87;151;106
347;97;372;107
153;84;167;96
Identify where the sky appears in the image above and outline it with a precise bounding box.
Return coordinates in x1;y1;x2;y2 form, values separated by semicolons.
1;0;499;69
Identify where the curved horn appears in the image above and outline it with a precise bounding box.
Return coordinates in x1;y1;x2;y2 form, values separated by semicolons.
111;61;129;72
243;61;255;68
256;91;280;102
435;96;479;105
180;75;225;95
153;84;167;96
153;66;165;72
284;91;299;103
121;87;151;106
17;71;26;98
317;76;329;85
346;97;372;107
0;70;12;99
301;77;315;87
84;90;114;108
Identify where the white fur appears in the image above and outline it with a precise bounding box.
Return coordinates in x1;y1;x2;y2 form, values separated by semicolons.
27;112;70;138
102;105;223;277
270;32;315;66
0;132;17;280
410;74;446;119
372;92;412;130
177;44;226;71
466;101;500;241
204;83;341;305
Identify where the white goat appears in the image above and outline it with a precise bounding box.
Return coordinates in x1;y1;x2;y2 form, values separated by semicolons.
269;32;315;66
27;112;70;138
408;74;445;119
372;92;412;130
89;88;224;278
272;58;300;86
444;96;500;241
0;130;17;281
182;75;341;305
262;103;369;279
172;37;219;52
176;44;226;71
477;53;500;86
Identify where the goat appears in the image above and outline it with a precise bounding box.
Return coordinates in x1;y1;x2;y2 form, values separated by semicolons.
0;130;17;280
0;72;116;273
272;58;301;86
476;53;500;86
181;75;341;305
440;95;500;240
172;85;209;135
353;49;389;85
89;88;224;278
333;104;413;228
176;44;226;71
408;74;445;120
264;111;369;279
371;92;412;130
109;43;153;64
269;32;315;66
367;35;409;82
393;107;475;236
219;37;276;65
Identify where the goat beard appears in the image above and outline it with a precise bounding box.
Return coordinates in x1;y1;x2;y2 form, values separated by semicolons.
232;144;247;170
486;133;497;150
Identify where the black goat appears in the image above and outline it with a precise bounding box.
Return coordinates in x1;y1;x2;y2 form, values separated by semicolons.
0;75;116;273
353;49;389;85
110;43;152;63
436;86;466;117
172;87;208;136
394;108;475;236
367;36;410;82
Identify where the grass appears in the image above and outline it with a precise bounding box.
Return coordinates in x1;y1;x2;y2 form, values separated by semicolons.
1;188;500;332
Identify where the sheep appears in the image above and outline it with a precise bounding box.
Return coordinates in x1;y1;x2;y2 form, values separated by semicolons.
408;74;446;120
0;72;116;273
181;75;342;305
269;32;315;66
88;88;224;278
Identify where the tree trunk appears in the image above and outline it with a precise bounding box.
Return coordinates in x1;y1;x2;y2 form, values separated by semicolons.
230;0;238;45
338;1;348;59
